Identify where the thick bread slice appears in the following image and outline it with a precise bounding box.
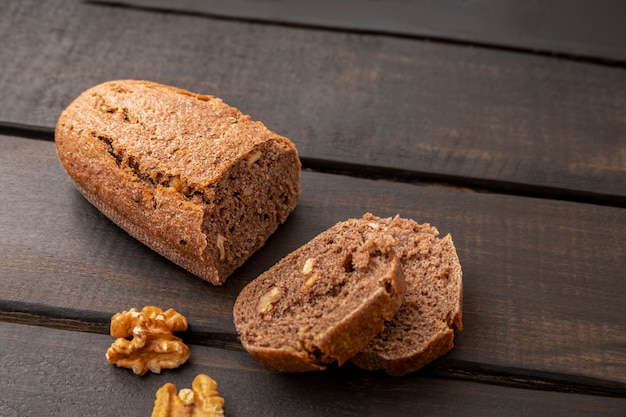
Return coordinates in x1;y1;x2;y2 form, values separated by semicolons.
350;214;463;376
55;80;301;285
233;217;406;372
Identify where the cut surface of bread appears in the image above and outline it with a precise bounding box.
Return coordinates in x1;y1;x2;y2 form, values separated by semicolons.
233;217;406;372
350;213;463;376
55;80;301;285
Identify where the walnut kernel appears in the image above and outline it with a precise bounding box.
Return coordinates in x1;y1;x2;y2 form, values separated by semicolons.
216;234;226;261
106;306;190;375
300;271;318;292
258;287;282;314
302;258;315;274
169;176;191;195
300;258;318;292
245;150;262;166
151;374;225;417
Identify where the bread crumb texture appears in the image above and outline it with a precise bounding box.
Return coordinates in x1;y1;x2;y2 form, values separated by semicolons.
233;216;406;372
234;213;463;375
55;80;301;285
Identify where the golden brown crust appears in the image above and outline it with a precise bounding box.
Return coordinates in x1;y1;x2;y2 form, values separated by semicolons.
55;80;301;285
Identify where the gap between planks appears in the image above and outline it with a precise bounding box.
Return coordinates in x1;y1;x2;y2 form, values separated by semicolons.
1;307;625;399
2;122;625;209
86;0;626;68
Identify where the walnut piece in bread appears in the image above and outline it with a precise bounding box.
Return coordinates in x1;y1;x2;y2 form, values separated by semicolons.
55;80;301;285
233;217;406;372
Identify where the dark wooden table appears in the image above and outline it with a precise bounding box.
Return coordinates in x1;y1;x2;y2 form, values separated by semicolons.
1;1;625;415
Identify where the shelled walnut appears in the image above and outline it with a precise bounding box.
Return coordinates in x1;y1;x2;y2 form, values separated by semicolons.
151;374;225;417
105;306;190;375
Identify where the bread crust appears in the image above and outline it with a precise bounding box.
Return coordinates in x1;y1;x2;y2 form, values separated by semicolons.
233;218;406;371
55;80;301;285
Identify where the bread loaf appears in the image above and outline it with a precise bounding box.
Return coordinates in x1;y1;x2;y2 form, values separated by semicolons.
233;217;406;371
55;80;301;285
350;214;463;376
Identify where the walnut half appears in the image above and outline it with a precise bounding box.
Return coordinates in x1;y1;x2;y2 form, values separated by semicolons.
151;374;225;417
105;306;190;375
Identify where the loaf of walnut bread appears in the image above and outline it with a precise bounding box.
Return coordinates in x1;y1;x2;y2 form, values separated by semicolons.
55;80;301;285
350;213;463;376
233;217;406;372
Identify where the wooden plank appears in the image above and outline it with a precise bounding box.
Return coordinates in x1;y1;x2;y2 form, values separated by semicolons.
1;0;625;202
1;322;624;416
92;0;626;64
1;135;625;390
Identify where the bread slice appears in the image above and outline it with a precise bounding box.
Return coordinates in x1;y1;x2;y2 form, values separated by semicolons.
233;217;406;372
55;80;301;285
350;214;463;376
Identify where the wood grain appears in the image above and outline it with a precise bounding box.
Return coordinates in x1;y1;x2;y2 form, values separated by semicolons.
1;322;625;417
2;135;625;389
1;0;625;202
91;0;626;64
3;0;625;412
